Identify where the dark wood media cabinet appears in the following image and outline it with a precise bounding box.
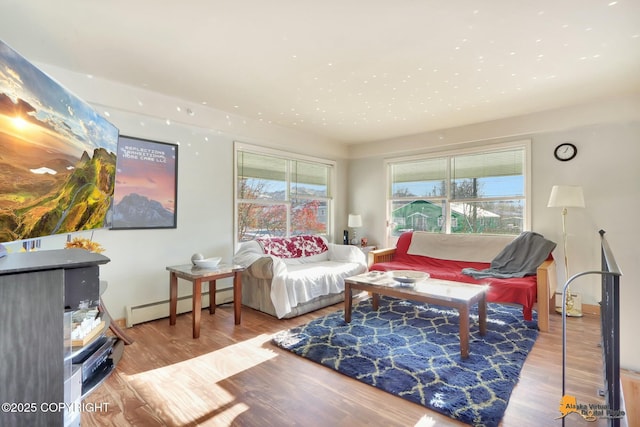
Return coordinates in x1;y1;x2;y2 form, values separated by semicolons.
0;249;121;427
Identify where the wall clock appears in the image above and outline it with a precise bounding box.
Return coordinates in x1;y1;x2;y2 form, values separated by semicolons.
554;143;577;161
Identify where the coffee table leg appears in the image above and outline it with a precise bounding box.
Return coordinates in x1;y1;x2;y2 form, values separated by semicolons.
478;293;487;336
344;283;352;322
372;293;380;311
459;305;470;359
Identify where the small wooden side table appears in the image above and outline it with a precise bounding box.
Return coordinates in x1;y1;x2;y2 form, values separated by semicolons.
166;263;245;338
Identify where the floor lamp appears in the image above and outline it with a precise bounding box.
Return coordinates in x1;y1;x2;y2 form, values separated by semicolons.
547;185;585;317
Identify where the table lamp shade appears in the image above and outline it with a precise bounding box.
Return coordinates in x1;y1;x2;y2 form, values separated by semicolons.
348;214;362;228
547;185;585;208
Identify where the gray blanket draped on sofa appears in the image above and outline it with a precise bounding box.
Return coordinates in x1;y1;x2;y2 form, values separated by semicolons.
462;231;556;279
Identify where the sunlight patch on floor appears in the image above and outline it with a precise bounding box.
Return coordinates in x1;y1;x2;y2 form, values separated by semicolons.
121;333;277;425
414;414;437;427
127;333;277;382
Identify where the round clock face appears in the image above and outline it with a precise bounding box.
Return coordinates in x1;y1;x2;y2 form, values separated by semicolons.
554;143;577;161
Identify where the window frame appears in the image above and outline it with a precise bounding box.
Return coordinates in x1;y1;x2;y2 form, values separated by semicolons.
234;142;336;246
385;139;531;244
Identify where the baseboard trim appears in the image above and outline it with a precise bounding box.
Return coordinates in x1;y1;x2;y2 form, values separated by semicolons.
553;292;600;316
582;303;600;316
125;287;234;327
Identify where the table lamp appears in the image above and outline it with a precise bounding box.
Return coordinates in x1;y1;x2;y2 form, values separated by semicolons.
348;214;362;245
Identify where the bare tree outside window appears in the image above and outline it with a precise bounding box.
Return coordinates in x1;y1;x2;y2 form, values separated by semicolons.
236;148;333;242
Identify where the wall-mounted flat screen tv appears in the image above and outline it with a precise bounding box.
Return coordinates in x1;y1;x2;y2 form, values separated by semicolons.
0;40;118;243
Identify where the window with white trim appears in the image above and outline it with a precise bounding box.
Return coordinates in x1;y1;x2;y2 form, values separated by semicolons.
235;143;334;242
387;142;529;237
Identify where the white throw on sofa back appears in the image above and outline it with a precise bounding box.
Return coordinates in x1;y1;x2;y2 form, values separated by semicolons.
407;232;515;263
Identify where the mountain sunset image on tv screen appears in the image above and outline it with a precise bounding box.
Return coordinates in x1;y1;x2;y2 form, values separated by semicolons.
0;40;119;243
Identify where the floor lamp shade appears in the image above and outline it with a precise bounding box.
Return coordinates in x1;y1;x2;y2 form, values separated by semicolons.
547;185;585;208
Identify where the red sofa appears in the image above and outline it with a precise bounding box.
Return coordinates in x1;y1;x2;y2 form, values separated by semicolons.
369;231;557;331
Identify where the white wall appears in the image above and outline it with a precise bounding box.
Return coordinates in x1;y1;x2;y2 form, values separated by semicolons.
4;61;638;371
2;64;351;327
347;93;640;371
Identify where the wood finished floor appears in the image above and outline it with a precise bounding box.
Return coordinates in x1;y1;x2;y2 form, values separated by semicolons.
82;300;609;427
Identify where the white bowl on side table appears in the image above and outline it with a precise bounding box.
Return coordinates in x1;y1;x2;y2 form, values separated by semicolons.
193;257;222;269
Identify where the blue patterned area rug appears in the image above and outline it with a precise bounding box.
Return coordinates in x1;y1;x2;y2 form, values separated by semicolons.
272;297;538;427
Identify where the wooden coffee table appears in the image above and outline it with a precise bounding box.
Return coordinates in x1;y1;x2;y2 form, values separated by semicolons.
344;272;488;359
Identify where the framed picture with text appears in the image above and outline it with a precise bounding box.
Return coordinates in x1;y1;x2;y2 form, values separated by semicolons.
111;135;178;229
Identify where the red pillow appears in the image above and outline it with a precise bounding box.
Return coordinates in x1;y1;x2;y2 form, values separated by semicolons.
257;235;328;258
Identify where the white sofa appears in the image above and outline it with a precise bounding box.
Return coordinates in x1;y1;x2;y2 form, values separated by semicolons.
233;235;367;318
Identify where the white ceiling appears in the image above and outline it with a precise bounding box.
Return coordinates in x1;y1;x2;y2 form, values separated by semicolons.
2;1;639;144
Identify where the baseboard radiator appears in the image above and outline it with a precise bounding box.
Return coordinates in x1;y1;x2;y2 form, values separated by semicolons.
125;287;235;327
